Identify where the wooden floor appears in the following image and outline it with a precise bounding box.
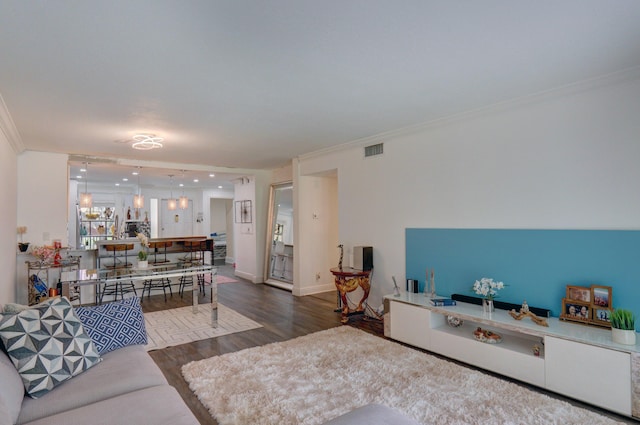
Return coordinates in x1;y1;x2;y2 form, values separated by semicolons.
143;265;633;425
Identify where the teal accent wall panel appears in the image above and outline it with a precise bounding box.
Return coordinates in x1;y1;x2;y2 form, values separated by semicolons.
405;228;640;318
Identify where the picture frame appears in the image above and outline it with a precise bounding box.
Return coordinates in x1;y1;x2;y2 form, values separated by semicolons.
566;285;591;303
562;284;614;328
241;200;252;223
234;200;253;223
591;285;612;309
592;308;612;327
560;298;591;323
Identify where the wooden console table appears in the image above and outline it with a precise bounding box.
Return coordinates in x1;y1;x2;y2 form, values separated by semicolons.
330;267;371;324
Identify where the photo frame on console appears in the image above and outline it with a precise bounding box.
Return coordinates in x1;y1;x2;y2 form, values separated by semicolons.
566;285;591;303
591;285;612;309
592;308;612;326
562;284;613;327
560;298;591;324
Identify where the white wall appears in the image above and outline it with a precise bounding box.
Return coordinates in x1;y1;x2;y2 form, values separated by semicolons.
17;151;69;246
233;172;271;282
297;73;640;310
0;127;17;303
294;170;338;296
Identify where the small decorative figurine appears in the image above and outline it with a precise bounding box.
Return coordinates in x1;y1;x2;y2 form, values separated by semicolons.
509;300;549;327
532;344;541;357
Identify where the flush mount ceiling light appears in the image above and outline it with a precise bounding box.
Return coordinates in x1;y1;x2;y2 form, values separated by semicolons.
132;134;163;150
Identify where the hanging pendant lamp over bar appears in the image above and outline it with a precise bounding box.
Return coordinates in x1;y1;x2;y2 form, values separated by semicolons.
79;162;92;208
168;175;177;211
133;167;144;209
179;170;189;209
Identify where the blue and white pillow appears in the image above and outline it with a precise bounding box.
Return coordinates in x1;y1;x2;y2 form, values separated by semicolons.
75;297;147;355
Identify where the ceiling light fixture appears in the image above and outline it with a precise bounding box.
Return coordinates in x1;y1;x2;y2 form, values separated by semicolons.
179;170;189;210
132;134;163;150
79;162;93;209
133;167;144;209
167;175;177;211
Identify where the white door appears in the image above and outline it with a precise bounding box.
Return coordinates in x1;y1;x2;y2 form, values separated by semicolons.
160;199;194;237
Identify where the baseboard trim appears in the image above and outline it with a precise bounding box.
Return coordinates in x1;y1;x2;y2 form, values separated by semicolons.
234;270;257;283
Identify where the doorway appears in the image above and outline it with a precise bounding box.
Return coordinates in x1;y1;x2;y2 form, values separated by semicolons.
159;199;193;237
265;182;293;290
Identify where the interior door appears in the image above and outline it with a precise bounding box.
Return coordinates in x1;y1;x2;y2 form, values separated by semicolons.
160;199;193;237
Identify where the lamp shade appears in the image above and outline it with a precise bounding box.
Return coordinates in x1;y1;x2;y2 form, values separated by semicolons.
179;196;189;210
133;194;144;209
79;192;93;208
168;198;177;211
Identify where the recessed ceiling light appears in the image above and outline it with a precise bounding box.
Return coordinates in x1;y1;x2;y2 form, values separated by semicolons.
122;178;128;182
132;134;163;150
218;185;223;189
209;173;215;177
132;171;139;175
115;183;120;186
76;175;82;179
193;179;199;183
80;168;87;172
179;183;184;187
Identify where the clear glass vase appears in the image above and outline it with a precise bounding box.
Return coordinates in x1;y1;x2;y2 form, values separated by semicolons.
482;298;494;314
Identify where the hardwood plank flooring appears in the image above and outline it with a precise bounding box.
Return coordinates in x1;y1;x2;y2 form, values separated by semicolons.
143;265;633;425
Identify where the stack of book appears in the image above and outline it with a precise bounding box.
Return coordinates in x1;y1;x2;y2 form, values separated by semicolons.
429;297;457;306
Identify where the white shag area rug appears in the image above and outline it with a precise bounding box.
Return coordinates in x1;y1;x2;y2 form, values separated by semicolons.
144;303;262;351
182;326;626;425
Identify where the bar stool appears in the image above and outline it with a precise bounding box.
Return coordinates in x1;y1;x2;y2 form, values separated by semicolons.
100;243;137;303
179;240;206;297
150;241;172;265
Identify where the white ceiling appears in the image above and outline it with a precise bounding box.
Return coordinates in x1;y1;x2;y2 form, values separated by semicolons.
2;1;640;185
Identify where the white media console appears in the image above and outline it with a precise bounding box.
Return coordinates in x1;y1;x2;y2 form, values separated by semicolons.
384;293;640;418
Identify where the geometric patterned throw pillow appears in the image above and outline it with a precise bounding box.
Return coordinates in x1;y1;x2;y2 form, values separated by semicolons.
0;296;102;399
75;296;147;355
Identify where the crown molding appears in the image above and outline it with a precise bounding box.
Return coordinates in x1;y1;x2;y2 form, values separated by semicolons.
299;65;640;162
0;93;25;153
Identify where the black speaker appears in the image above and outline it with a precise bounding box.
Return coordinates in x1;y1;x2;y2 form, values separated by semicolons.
353;246;373;270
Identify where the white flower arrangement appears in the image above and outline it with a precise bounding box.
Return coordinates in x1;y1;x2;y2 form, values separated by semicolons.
136;232;149;261
472;277;505;300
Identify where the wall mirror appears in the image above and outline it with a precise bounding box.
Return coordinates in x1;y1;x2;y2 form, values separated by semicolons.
265;182;293;290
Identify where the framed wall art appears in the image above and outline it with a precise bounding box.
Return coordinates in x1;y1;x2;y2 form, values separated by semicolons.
234;200;253;223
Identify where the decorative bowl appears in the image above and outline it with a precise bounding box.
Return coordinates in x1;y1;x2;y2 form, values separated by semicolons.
85;213;100;220
473;327;502;344
446;315;464;328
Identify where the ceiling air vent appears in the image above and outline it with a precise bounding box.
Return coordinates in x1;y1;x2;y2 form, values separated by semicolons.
364;143;383;157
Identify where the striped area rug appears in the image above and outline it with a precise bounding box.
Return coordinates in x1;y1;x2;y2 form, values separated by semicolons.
144;303;262;351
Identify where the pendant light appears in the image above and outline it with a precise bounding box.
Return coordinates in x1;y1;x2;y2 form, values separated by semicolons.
79;162;93;208
133;167;144;209
179;170;189;210
167;175;177;211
